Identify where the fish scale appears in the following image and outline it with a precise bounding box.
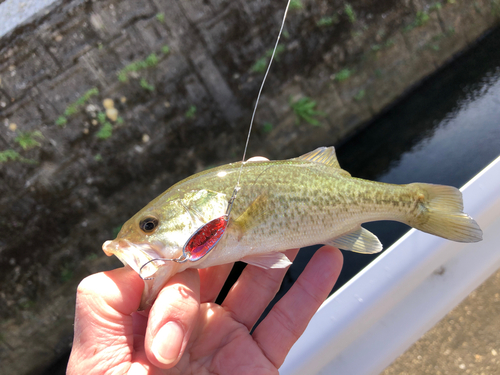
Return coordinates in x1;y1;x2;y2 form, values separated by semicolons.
102;147;482;309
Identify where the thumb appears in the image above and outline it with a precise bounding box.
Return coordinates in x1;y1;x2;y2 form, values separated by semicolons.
68;267;144;373
145;268;201;369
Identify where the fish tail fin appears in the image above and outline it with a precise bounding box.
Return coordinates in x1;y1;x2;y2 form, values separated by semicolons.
407;183;482;243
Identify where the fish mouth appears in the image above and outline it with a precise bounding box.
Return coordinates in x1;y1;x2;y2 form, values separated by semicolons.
103;239;183;309
102;239;165;279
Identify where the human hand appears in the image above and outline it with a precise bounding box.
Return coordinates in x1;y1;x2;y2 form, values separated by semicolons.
67;246;343;374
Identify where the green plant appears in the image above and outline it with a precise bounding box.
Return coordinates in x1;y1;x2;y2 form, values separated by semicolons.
262;122;273;133
96;123;113;139
63;87;99;117
415;11;430;26
335;68;353;82
265;44;286;61
492;0;500;16
429;3;442;11
371;38;395;52
64;105;78;117
97;111;107;124
474;1;484;14
118;71;128;83
19;299;35;309
55;116;67;127
354;89;366;101
94;154;103;162
385;39;395;48
0;149;20;163
344;3;356;23
290;97;325;126
15;130;44;150
289;0;303;10
162;45;170;54
118;53;159;83
251;57;268;73
60;264;73;282
86;253;99;261
140;78;155;91
252;45;286;73
0;149;37;164
351;30;363;38
68;88;98;113
185;105;197;119
405;11;430;31
316;15;339;27
156;12;165;23
145;53;159;67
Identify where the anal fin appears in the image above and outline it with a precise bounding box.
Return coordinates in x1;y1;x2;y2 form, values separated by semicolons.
241;252;292;269
326;227;383;254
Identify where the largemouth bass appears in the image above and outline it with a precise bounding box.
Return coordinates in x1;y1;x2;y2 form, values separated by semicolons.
103;147;482;308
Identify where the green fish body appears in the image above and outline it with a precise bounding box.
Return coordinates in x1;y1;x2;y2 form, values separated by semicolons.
103;147;482;308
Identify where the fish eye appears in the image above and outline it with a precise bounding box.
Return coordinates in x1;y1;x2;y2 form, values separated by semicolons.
139;217;159;233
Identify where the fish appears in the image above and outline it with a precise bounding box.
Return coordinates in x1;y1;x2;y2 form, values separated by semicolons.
102;147;482;309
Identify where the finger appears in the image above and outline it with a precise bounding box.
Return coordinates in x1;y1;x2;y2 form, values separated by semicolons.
253;246;343;368
145;268;200;368
222;249;299;331
68;267;144;373
198;262;234;303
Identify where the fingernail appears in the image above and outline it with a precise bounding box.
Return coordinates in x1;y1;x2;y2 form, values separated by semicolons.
152;321;183;364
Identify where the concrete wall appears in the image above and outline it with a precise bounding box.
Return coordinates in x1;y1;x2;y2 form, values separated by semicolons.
0;0;499;373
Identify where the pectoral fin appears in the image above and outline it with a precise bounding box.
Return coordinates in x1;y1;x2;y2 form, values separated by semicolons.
232;193;269;238
326;227;383;254
241;252;292;269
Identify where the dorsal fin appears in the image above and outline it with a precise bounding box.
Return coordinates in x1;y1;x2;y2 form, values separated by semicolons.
296;147;341;168
295;147;350;176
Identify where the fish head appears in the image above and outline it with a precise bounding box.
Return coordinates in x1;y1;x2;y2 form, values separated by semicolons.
102;189;229;309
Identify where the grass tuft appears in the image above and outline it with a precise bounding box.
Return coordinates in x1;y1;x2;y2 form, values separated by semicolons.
290;97;325;126
15;130;44;150
316;15;339;27
185;105;197;119
335;68;353;82
0;149;21;163
156;13;165;23
344;3;356;23
140;78;155;91
96;123;113;139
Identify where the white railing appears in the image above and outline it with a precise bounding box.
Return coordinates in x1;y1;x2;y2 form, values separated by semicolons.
281;155;500;375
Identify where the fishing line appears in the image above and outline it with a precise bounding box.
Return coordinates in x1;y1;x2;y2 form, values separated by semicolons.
138;1;292;277
229;0;292;209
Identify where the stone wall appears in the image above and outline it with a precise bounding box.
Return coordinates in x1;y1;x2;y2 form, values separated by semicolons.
0;0;499;373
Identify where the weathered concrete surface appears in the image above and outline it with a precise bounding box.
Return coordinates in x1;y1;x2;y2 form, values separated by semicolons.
383;268;500;375
0;0;62;38
0;0;499;373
